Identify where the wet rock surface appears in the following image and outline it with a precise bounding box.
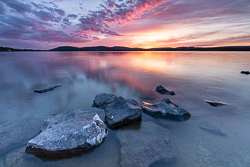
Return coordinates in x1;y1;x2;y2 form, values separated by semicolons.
199;121;227;136
92;93;117;109
26;109;107;154
0;117;41;156
116;122;175;167
240;71;250;75
155;85;175;95
141;99;191;121
205;100;226;107
104;96;142;129
34;85;62;93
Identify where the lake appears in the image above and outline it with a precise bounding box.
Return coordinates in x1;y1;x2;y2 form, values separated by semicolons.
0;51;250;167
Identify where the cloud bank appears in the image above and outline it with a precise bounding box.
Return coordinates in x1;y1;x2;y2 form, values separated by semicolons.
0;0;249;49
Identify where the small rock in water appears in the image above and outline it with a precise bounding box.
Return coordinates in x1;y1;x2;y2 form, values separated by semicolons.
141;99;191;121
34;85;62;93
199;121;227;136
104;96;142;129
116;122;175;167
240;71;250;75
155;85;175;95
26;109;107;155
205;100;226;107
92;93;117;109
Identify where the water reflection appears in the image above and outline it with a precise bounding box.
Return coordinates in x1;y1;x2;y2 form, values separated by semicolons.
1;51;250;167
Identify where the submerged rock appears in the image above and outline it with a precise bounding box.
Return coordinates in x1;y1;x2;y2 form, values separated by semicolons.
0;117;41;156
34;85;61;93
4;146;42;167
26;109;107;154
92;93;117;109
199;121;227;136
141;99;191;121
116;122;175;167
155;85;175;96
104;96;142;129
205;100;226;107
240;71;250;75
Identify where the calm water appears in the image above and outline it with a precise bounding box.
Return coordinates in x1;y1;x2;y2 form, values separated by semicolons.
0;51;250;167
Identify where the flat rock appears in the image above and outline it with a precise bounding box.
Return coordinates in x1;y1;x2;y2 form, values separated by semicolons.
0;117;41;156
155;85;175;95
92;93;117;109
141;99;191;121
34;85;61;93
104;96;142;129
26;109;107;154
199;121;227;136
241;71;250;75
205;100;226;107
116;122;175;167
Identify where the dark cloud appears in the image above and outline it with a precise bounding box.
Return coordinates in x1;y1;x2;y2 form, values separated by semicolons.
67;14;78;19
2;0;31;14
30;2;42;9
49;2;58;8
62;17;71;26
0;2;6;15
54;8;65;16
0;13;99;45
33;10;61;22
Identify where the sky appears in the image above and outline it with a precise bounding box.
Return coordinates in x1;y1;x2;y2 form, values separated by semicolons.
0;0;249;49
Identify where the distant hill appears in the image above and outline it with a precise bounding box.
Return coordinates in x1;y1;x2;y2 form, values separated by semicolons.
50;46;250;51
50;46;144;51
0;46;42;51
1;46;250;52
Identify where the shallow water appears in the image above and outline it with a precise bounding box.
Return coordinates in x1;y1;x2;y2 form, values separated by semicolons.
0;51;250;167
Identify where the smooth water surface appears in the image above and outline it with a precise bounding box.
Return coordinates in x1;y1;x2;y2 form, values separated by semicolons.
0;51;250;167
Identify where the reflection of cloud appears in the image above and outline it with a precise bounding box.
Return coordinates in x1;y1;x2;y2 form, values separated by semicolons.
2;51;249;104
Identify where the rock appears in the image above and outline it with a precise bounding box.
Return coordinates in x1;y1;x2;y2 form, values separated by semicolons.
34;85;62;93
141;99;191;121
241;71;250;75
0;117;41;156
26;109;107;154
205;100;226;107
155;85;175;96
104;96;142;129
125;99;139;106
92;93;117;108
116;122;175;167
199;121;227;136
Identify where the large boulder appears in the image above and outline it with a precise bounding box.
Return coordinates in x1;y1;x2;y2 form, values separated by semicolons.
26;109;107;154
0;117;41;156
104;96;142;129
92;93;117;109
116;122;175;167
141;99;191;121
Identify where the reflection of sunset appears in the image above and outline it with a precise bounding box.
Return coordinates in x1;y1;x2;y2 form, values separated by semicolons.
128;52;176;73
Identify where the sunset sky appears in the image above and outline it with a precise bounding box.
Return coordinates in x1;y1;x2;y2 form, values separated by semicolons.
0;0;249;49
